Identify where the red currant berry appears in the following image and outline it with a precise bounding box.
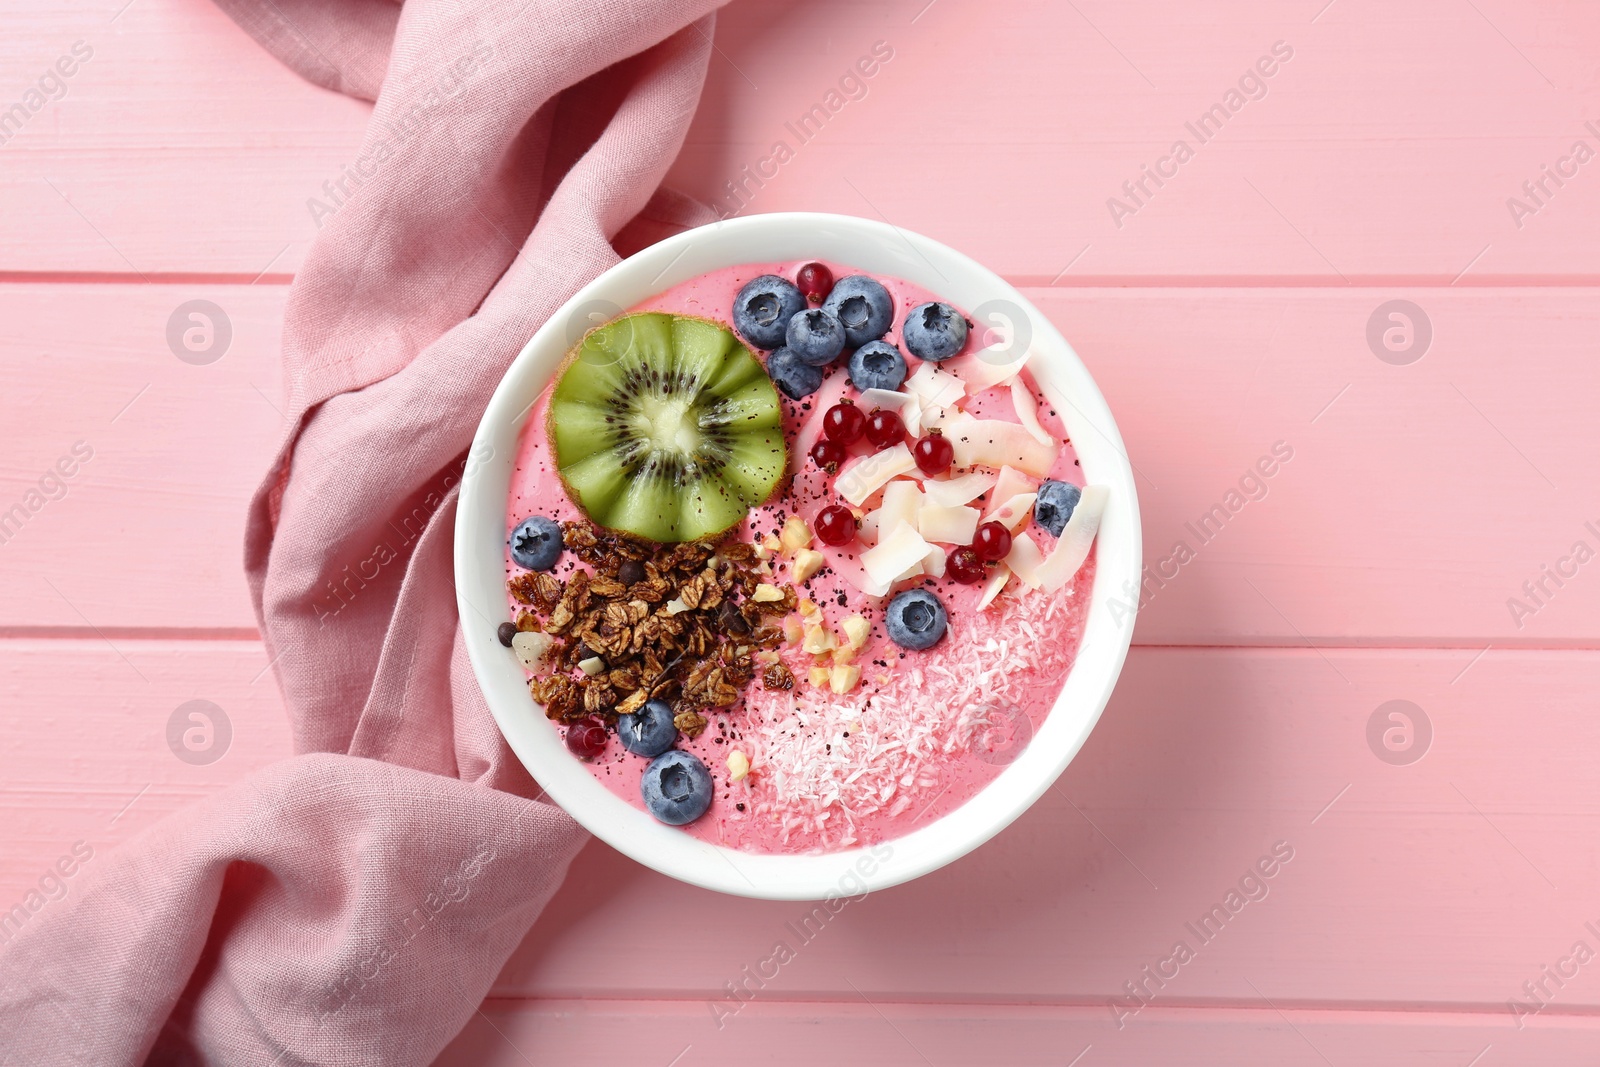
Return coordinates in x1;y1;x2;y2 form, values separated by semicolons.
815;504;857;546
810;437;847;469
974;521;1013;562
864;408;904;448
823;399;865;445
565;718;609;761
913;431;954;476
947;545;986;584
797;262;833;304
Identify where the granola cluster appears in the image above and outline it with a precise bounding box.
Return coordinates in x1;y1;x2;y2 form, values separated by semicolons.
509;521;797;735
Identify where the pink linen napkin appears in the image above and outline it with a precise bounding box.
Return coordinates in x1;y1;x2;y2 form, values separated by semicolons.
0;1;725;1062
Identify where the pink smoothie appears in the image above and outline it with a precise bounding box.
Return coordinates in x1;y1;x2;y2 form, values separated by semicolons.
505;261;1095;855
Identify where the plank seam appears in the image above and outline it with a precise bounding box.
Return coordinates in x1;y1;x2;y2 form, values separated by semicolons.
474;993;1600;1020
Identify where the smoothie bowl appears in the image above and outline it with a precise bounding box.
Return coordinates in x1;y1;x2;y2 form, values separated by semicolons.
457;212;1140;899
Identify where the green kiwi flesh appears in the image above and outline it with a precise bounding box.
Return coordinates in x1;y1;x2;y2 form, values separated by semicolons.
548;312;786;543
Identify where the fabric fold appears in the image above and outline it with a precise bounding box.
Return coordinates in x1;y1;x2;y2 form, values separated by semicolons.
0;1;725;1063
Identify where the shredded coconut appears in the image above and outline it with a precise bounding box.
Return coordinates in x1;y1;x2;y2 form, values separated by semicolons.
730;569;1091;852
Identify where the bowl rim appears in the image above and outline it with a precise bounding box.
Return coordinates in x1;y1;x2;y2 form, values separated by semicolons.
456;210;1141;900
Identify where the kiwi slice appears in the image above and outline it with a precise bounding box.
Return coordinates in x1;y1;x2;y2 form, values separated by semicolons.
547;312;787;543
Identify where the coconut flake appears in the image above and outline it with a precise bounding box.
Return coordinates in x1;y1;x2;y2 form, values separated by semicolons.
990;465;1037;505
905;361;967;411
917;503;980;545
875;480;922;537
1036;484;1108;591
943;344;1033;395
1005;531;1046;587
861;521;932;586
938;413;1059;476
976;563;1012;610
1011;379;1053;446
860;388;923;435
982;492;1037;532
920;470;998;508
858;509;879;545
836;443;915;507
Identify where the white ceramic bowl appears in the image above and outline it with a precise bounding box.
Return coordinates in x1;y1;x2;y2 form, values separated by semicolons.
457;212;1140;900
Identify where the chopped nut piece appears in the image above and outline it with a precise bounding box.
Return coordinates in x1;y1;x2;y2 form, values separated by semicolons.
829;663;862;695
755;649;781;665
797;598;820;619
779;515;811;555
511;631;554;671
782;616;804;645
761;533;782;554
790;548;825;583
802;624;836;655
578;656;606;676
727;750;751;781
751;583;785;603
750;585;796;616
808;666;832;688
840;614;871;650
832;645;856;666
664;597;690;615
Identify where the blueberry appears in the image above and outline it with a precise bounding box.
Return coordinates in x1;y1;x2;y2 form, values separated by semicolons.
509;515;563;570
848;340;907;392
1034;480;1082;537
733;275;806;350
786;308;846;366
766;347;824;399
617;698;678;758
641;749;713;825
902;302;969;361
884;588;948;651
822;275;894;347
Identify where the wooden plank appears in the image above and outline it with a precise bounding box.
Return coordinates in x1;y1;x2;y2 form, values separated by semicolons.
4;284;1597;648
0;639;291;907
0;283;286;631
0;0;363;277
681;0;1600;281
3;0;1599;278
440;999;1600;1066
10;644;1597;1009
1044;286;1600;646
477;647;1600;1008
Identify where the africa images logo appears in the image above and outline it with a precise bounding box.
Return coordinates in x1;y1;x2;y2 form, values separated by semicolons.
1105;41;1295;229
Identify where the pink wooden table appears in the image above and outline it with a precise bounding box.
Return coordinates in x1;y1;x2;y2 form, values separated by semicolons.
6;0;1600;1061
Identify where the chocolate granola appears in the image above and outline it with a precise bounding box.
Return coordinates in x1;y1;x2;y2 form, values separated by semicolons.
512;521;788;727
